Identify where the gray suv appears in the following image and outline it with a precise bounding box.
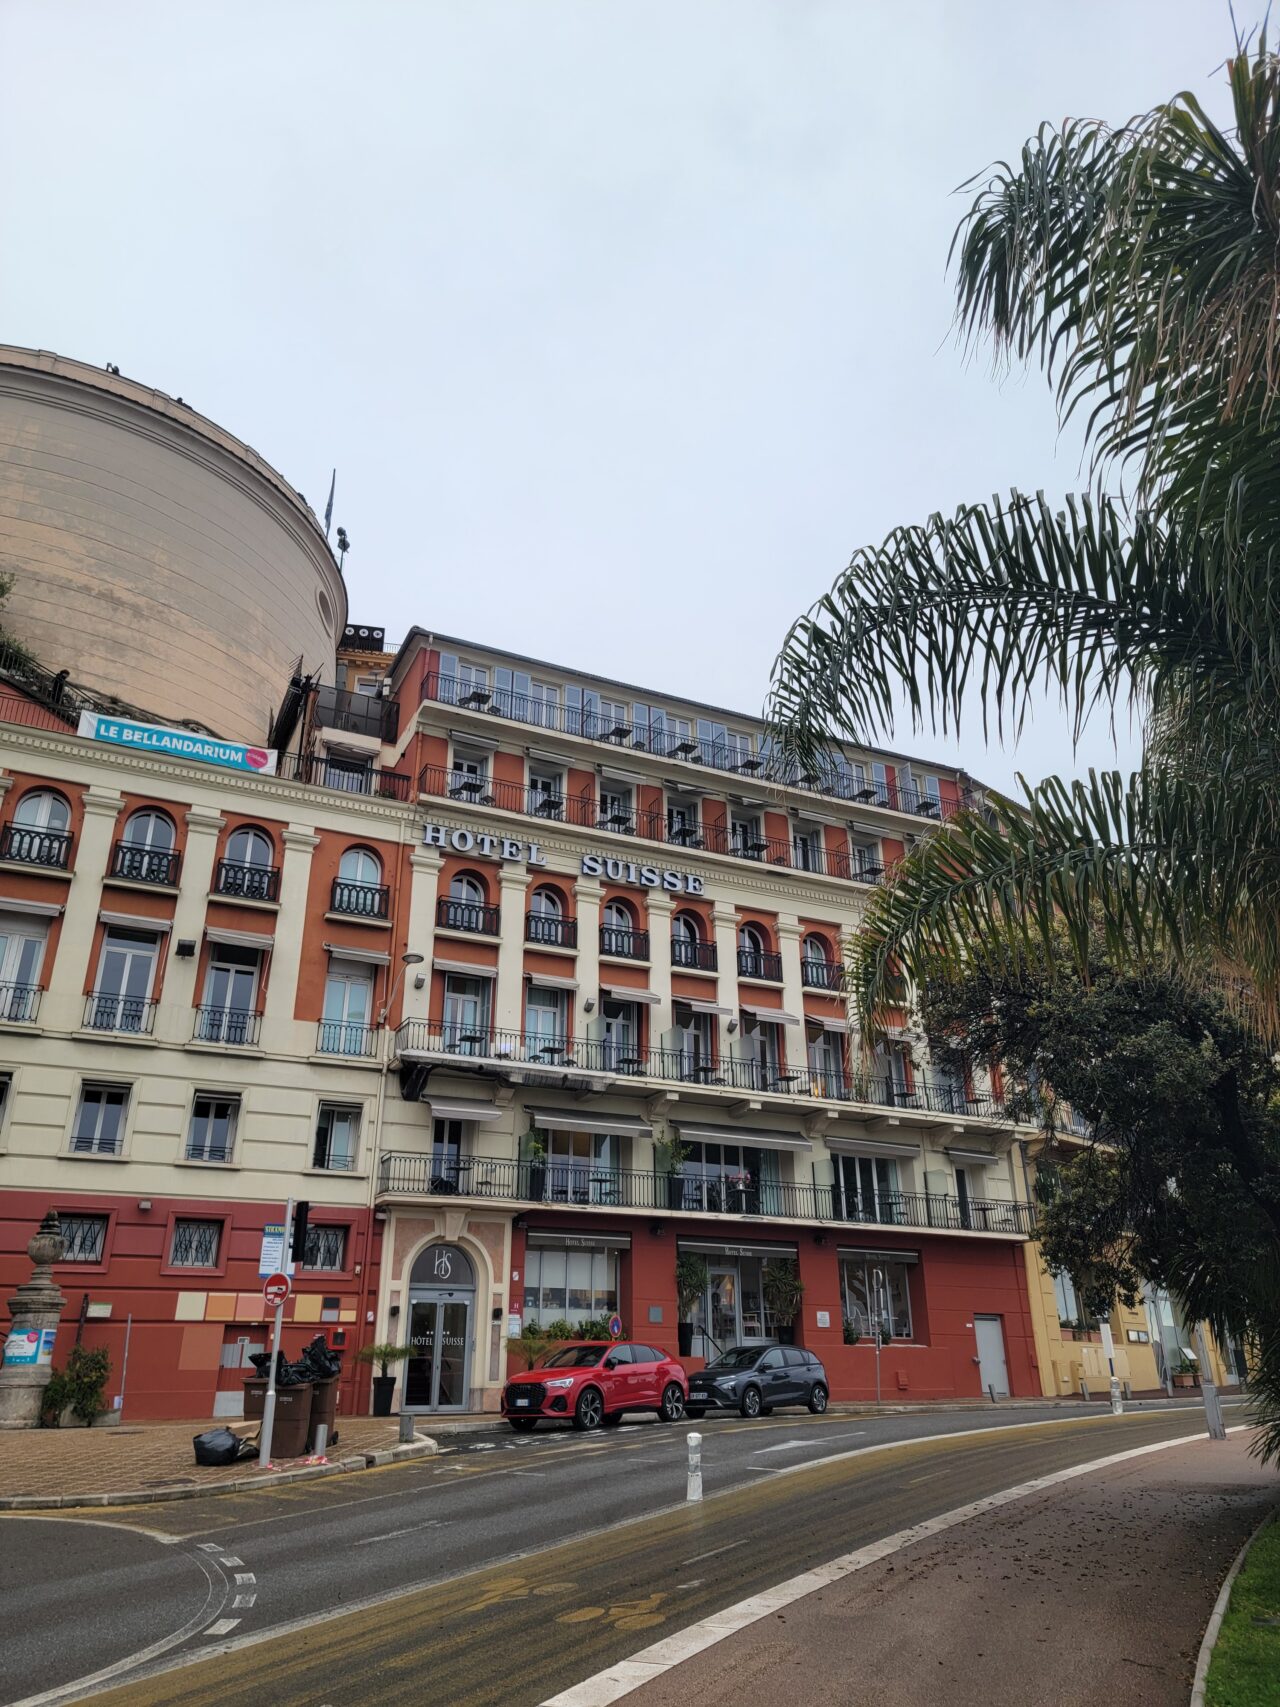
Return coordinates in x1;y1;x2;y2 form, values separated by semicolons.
685;1344;829;1419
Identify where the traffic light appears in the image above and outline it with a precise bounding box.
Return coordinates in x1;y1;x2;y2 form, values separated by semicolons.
291;1200;310;1268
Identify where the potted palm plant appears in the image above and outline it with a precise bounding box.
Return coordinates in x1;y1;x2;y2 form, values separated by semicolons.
763;1259;805;1345
356;1342;411;1416
675;1253;708;1357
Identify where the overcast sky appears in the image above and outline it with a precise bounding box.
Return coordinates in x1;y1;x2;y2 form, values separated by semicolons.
0;3;1242;791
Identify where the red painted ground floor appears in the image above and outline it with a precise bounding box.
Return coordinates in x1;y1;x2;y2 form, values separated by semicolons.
1;1188;382;1422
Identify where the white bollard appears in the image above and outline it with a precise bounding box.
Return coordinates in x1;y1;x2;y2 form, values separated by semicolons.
1109;1376;1124;1416
686;1431;703;1503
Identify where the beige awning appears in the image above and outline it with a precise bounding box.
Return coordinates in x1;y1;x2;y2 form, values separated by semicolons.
204;925;272;949
435;959;496;978
325;942;391;966
674;1121;812;1153
601;983;660;1006
425;1098;505;1124
676;997;734;1018
825;1135;922;1159
525;972;578;992
528;1106;653;1137
740;1002;801;1027
101;911;172;934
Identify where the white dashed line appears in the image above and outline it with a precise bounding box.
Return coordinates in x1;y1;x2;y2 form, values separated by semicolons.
204;1618;241;1638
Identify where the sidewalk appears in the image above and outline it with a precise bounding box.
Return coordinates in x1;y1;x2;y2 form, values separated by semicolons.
625;1431;1278;1707
0;1416;436;1509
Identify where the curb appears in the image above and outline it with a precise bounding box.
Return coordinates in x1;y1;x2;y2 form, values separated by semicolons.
0;1434;439;1511
1189;1509;1276;1707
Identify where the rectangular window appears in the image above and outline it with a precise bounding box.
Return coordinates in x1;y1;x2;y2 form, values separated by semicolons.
529;771;564;819
58;1212;109;1263
731;814;764;856
522;1248;619;1328
792;824;821;871
321;968;374;1054
186;1093;239;1163
442;975;490;1052
674;1008;715;1078
89;927;159;1032
696;717;728;764
70;1083;130;1155
840;1255;914;1340
170;1218;222;1268
0;914;47;1018
525;985;567;1052
597;698;630;738
301;1225;348;1271
198;944;261;1043
528;681;559;727
1053;1271;1081;1326
666;801;700;844
314;1103;362;1171
724;730;755;769
448;751;491;801
0;1070;11;1125
598;787;632;829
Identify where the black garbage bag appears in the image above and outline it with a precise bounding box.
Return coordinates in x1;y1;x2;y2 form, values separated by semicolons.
297;1335;343;1380
193;1428;251;1467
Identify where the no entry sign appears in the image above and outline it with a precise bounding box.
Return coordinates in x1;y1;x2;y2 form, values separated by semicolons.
263;1272;291;1309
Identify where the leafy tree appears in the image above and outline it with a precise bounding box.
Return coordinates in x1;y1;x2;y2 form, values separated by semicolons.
920;937;1280;1453
767;37;1280;1043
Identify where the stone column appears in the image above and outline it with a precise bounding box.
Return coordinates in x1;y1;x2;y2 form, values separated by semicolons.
645;889;675;1025
0;1212;67;1429
711;901;741;1060
492;867;532;1035
261;825;319;1045
43;786;125;1027
777;914;806;1073
154;807;225;1045
573;876;603;1016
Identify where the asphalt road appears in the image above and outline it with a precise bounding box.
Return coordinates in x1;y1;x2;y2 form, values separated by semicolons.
0;1399;1244;1707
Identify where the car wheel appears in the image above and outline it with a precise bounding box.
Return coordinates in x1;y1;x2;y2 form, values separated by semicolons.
685;1406;706;1420
573;1387;605;1431
657;1383;685;1423
508;1417;537;1433
601;1410;623;1428
808;1383;829;1414
740;1385;762;1419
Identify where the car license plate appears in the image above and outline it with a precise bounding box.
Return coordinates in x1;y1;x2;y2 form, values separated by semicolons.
514;1397;530;1407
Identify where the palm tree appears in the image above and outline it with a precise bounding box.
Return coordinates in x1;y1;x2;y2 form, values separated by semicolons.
768;37;1280;1040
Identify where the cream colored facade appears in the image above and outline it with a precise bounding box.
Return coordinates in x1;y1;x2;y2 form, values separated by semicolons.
0;345;346;740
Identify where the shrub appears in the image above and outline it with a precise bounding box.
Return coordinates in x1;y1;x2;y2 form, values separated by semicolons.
41;1345;111;1425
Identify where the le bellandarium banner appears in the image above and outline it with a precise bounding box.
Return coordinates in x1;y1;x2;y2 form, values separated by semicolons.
77;712;278;775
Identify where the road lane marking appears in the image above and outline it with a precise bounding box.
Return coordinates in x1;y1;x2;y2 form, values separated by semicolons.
681;1541;746;1565
234;1573;256;1585
540;1425;1254;1706
755;1432;866;1454
906;1471;948;1485
204;1619;240;1637
232;1594;257;1609
355;1519;444;1546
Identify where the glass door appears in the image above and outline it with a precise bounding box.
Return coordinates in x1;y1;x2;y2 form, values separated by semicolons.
200;946;260;1043
404;1297;471;1410
93;927;158;1031
708;1267;740;1359
443;976;489;1052
322;969;373;1054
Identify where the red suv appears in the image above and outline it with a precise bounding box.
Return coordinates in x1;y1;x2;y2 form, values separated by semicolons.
503;1341;688;1432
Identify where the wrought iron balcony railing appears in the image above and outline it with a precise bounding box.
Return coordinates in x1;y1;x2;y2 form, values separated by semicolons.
83;994;157;1034
437;896;501;935
276;751;413;800
671;937;717;971
110;841;181;886
330;877;391;919
315;1019;379;1057
600;925;649;960
737;948;783;981
215;859;280;902
0;983;41;1022
192;1007;262;1046
0;823;72;869
800;958;842;990
526;912;578;947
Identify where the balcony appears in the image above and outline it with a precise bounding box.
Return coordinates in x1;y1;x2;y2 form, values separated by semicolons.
801;958;842;990
420;670;973;819
83;994;156;1035
277;752;412;800
437;896;501;935
392;1021;1010;1122
526;913;578;948
671;937;717;971
316;1019;379;1057
110;841;181;886
375;1152;1035;1235
737;948;783;982
600;925;649;960
0;823;72;870
331;877;390;919
192;1007;262;1046
215;859;280;902
0;983;41;1023
312;684;400;743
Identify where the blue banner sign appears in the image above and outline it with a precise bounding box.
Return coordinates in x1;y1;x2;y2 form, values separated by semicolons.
78;712;278;775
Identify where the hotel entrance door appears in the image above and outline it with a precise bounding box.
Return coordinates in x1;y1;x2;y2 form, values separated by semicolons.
404;1243;474;1412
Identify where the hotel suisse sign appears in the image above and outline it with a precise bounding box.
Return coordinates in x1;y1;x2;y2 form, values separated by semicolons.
423;822;704;894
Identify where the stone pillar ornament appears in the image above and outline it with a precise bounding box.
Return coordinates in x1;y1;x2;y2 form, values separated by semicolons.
0;1211;68;1429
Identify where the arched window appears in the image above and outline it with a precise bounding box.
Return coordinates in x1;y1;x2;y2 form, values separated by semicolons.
673;911;701;944
738;922;767;956
450;871;485;906
123;809;175;850
802;934;829;964
14;790;70;832
227;826;272;867
603;899;633;932
801;932;837;989
529;886;562;919
339;846;381;886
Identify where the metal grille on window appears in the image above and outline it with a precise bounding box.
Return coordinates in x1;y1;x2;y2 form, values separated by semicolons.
171;1218;221;1267
59;1214;108;1263
303;1225;347;1271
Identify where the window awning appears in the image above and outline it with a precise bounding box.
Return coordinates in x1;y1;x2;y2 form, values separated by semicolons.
205;926;273;950
425;1097;505;1124
601;983;660;1006
436;959;496;979
325;942;391;966
101;911;173;935
674;1121;812;1153
675;997;734;1018
838;1247;920;1266
740;1003;801;1027
0;896;61;918
945;1147;1000;1166
806;1015;849;1033
527;1228;633;1252
529;1106;653;1136
525;972;578;992
825;1135;922;1159
677;1239;799;1260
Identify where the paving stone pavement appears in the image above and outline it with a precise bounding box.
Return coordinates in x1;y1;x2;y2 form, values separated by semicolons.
0;1415;419;1504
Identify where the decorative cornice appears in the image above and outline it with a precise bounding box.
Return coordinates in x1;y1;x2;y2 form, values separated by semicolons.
185;808;226;833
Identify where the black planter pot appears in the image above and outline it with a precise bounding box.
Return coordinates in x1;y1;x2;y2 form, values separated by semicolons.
371;1374;397;1417
677;1322;694;1357
776;1321;796;1346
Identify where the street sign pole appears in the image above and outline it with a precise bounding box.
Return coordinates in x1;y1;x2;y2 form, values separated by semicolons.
1099;1317;1124;1414
1193;1323;1227;1440
258;1197;295;1468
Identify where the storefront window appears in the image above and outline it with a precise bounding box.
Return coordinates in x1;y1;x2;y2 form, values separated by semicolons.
687;1250;795;1352
840;1255;914;1340
522;1248;619;1328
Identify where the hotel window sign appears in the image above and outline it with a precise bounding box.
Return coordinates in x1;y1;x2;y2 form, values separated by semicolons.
423;823;704;894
